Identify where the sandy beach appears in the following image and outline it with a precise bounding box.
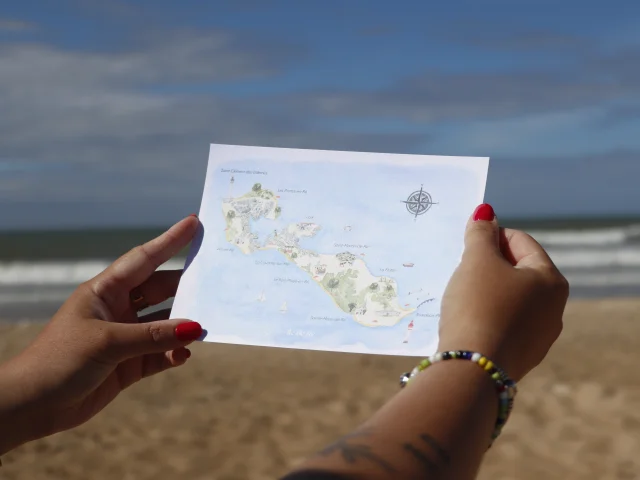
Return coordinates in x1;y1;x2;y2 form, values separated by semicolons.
1;298;639;479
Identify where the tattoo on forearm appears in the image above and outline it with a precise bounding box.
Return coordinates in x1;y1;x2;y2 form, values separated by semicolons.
318;430;396;473
403;433;450;475
419;434;450;465
316;430;450;477
403;443;438;474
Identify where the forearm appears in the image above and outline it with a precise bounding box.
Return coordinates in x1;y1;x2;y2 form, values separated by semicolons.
287;360;496;480
0;356;49;456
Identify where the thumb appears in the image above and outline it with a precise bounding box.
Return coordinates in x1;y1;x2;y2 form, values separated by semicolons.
108;319;203;360
463;203;500;258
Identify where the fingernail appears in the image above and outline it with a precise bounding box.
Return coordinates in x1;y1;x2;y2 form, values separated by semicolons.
185;348;192;359
175;322;202;342
473;204;495;222
189;213;198;218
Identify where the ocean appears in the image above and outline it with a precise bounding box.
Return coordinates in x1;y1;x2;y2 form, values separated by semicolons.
0;218;638;321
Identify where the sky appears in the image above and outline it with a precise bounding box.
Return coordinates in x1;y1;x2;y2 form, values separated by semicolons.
1;0;640;229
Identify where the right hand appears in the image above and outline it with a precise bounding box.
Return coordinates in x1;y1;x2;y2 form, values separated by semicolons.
438;204;569;381
0;216;201;455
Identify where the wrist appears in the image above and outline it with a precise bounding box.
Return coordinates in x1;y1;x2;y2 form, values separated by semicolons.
0;363;23;455
437;333;512;379
0;356;52;455
402;349;518;447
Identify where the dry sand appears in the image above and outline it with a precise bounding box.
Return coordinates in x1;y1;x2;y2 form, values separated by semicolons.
1;299;640;479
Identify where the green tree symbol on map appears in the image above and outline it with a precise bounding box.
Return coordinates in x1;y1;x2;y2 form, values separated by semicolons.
348;303;356;312
226;211;235;220
369;283;379;291
252;183;262;192
327;278;340;291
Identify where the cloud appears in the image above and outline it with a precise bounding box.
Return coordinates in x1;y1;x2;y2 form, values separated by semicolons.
271;44;640;127
0;18;36;33
596;103;640;128
0;29;427;224
2;8;639;228
587;46;640;86
0;161;69;173
0;31;299;90
0;29;302;164
282;67;634;124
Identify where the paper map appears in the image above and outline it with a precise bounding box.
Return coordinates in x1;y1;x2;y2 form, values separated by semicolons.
171;144;489;356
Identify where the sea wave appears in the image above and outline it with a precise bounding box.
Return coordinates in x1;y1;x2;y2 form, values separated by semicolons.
529;224;640;247
547;247;640;269
0;290;74;305
1;249;640;286
0;260;186;286
0;244;640;288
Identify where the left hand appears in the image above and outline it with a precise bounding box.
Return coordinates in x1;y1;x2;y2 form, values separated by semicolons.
0;215;202;454
439;205;568;381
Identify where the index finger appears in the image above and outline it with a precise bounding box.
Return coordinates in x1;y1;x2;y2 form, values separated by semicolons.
500;228;557;271
93;215;199;299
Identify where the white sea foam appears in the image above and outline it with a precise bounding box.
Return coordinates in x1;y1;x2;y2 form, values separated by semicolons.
0;248;639;286
529;224;640;247
2;225;640;291
547;247;640;269
0;291;73;304
0;259;186;286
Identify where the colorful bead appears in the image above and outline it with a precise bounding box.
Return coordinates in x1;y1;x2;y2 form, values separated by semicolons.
471;352;481;362
478;356;487;367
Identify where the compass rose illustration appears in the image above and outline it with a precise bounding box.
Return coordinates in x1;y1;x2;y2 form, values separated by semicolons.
402;185;437;220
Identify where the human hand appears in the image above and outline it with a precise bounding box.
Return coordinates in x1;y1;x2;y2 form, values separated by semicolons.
438;204;569;381
0;216;201;454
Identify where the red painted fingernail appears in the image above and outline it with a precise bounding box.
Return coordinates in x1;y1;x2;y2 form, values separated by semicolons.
473;204;495;222
189;213;198;218
174;322;202;342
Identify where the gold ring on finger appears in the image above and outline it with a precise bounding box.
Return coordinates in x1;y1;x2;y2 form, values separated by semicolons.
129;288;149;312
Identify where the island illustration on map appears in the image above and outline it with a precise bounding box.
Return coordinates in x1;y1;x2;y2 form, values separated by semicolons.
221;179;415;328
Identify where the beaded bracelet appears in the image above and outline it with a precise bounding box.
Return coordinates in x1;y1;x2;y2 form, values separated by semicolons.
399;350;517;446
